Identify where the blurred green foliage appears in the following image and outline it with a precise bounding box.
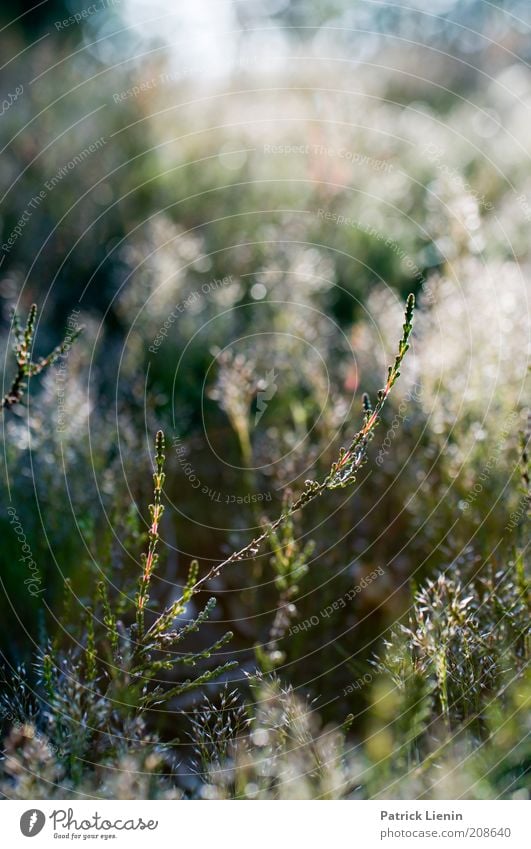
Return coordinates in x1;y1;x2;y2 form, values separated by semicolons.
0;0;529;799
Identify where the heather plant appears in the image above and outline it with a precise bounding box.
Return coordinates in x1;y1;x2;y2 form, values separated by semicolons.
1;303;82;411
0;431;236;797
196;410;529;801
0;295;415;796
1;0;530;807
194;294;414;590
1;424;531;799
0;289;529;800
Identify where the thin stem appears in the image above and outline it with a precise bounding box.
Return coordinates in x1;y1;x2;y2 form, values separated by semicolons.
191;293;415;595
136;430;166;638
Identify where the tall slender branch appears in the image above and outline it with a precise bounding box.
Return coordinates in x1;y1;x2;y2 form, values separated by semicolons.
187;293;415;595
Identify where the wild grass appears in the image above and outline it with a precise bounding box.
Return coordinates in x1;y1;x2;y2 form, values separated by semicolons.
1;290;529;799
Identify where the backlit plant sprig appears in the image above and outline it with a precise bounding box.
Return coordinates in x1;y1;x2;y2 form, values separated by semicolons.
192;294;415;592
136;429;166;637
324;292;414;489
39;296;413;694
33;430;236;761
1;303;82;410
129;430;236;708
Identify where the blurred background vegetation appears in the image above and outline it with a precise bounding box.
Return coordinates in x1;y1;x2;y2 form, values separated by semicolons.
0;0;529;797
